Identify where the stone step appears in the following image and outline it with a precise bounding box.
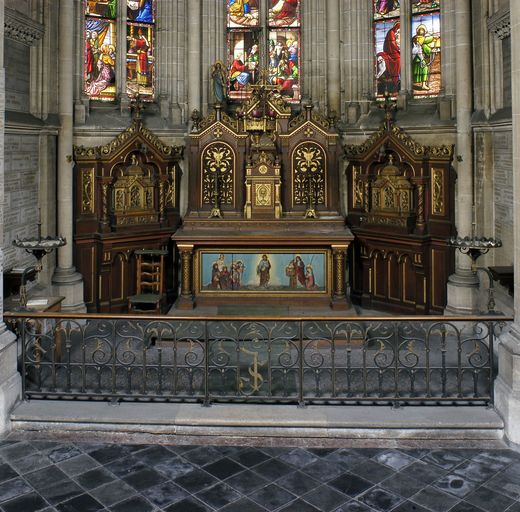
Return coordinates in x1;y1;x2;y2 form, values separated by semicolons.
10;400;506;447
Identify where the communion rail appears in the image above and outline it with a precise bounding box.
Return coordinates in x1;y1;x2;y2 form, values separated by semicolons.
4;312;511;407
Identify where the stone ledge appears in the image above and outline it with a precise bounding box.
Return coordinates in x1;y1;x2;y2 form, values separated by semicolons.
10;401;505;443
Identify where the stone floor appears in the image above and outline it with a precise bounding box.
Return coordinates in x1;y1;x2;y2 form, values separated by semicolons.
0;436;519;512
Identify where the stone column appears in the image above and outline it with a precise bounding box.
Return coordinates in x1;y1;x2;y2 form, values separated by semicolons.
187;0;201;117
52;0;85;312
326;0;341;115
0;1;22;435
445;0;479;315
398;0;411;108
495;1;520;445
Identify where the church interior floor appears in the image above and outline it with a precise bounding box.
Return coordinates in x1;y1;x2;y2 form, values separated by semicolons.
0;435;519;512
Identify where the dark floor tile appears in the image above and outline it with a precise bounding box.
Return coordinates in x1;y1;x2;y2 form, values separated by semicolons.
121;466;168;491
0;476;33;503
379;472;425;499
452;460;502;484
197;482;241;509
164;496;211;511
432;473;479;498
278;448;318;468
141;480;189;508
87;445;130;464
181;446;224;466
483;470;520;500
0;463;17;484
398;449;430;460
1;491;48;512
421;450;465;471
391;500;431;512
10;452;53;474
472;450;520;465
409;485;460;512
154;459;195;479
134;445;176;466
109;495;154;512
505;502;520;512
277;470;320;496
352;459;396;484
302;484;349;512
174;468;218;494
45;445;83;463
24;466;70;491
400;461;447;484
326;449;368;470
89;480;137;507
39;480;84;506
302;460;346;483
464;486;515;512
56;454;100;477
55;493;104;512
0;442;38;462
220;497;267;511
249;482;295;510
224;468;270;494
165;444;199;455
230;447;271;468
333;501;372;511
105;454;149;477
74;467;116;490
373;450;417;471
307;448;337;457
203;456;244;480
278;498;321;511
351;448;387;458
357;487;403;511
329;473;373;498
254;458;295;481
449;502;486;512
30;441;62;451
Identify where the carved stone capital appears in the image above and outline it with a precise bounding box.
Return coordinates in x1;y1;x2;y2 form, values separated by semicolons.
488;8;510;40
4;7;45;46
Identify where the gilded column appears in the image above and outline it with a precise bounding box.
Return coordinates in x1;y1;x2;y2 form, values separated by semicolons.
52;0;86;312
331;246;348;310
177;245;194;309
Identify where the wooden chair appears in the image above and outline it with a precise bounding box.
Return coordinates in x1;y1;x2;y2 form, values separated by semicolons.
128;249;168;313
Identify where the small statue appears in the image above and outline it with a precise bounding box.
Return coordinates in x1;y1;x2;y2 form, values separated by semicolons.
211;60;227;105
190;109;202;132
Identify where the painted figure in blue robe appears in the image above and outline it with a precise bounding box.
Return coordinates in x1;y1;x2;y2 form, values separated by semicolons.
229;0;251;17
135;0;153;23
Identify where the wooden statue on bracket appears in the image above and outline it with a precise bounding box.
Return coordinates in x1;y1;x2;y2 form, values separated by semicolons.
173;68;353;310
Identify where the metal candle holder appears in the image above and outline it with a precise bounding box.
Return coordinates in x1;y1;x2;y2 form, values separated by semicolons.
447;235;502;272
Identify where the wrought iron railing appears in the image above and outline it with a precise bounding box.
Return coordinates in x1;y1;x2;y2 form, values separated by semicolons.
4;312;511;407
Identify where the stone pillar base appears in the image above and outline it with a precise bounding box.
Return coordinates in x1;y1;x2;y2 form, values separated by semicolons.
0;329;21;435
495;328;520;445
52;266;86;313
445;269;480;315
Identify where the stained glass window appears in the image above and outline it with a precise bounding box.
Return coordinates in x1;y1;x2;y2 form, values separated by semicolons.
411;0;441;97
127;0;155;98
227;0;301;103
85;1;117;101
373;0;401;98
84;0;156;101
373;0;441;99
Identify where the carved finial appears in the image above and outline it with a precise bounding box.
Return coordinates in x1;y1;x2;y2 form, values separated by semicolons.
191;109;202;132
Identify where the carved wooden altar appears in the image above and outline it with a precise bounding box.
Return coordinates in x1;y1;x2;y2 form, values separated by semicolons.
73;116;183;312
345;106;455;314
173;78;353;309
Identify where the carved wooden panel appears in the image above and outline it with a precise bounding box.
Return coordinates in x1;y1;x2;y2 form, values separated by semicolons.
200;142;235;207
292;142;326;207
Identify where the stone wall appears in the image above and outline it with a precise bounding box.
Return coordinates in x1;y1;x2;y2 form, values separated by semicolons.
4;40;30;113
2;133;39;271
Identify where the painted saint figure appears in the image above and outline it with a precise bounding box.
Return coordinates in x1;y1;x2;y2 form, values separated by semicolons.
86;44;115;97
376;21;400;94
285;259;297;289
271;0;298;19
294;255;305;287
257;254;271;288
305;265;317;290
211;61;227;104
128;28;150;86
412;23;439;91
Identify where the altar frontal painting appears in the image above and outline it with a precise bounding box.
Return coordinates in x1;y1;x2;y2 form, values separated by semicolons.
200;251;328;294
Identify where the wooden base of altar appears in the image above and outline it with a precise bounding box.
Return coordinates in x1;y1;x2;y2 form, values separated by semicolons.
172;218;354;311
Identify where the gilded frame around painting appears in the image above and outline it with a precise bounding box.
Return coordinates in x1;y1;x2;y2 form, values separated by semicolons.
196;248;331;296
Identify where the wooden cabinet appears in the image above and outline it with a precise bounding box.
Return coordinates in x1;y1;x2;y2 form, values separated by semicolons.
73;116;183;312
345;109;455;314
